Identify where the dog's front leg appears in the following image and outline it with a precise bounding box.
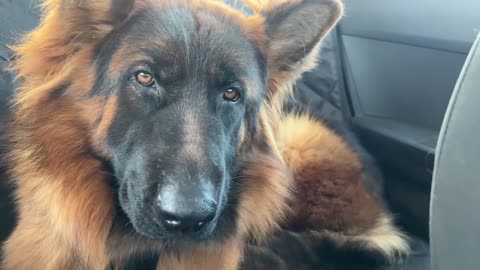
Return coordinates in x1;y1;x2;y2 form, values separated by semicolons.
2;220;92;270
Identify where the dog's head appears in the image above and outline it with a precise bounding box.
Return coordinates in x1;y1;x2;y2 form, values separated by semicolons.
12;0;342;242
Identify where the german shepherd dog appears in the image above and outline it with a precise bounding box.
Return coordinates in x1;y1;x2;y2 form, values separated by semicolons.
0;0;409;269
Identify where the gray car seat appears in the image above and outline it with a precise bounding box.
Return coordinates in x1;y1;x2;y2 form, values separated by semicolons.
430;34;480;270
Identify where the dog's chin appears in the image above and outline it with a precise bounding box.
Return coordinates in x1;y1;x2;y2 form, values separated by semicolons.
125;210;221;243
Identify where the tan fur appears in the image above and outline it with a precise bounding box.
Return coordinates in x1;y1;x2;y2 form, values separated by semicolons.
276;113;382;234
180;108;208;164
3;99;115;269
274;112;410;259
352;214;410;260
2;1;293;266
236;130;293;242
92;96;118;159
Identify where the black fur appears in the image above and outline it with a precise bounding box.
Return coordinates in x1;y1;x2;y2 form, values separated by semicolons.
241;231;390;270
90;5;267;242
0;1;401;269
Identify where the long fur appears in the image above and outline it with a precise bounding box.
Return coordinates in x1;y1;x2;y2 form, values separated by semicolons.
239;110;410;270
1;1;292;268
267;109;410;267
0;0;409;269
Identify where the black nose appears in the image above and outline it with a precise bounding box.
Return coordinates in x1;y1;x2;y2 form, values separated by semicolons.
154;195;217;233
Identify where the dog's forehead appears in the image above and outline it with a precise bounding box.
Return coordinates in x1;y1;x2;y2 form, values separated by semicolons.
125;4;255;57
106;3;265;87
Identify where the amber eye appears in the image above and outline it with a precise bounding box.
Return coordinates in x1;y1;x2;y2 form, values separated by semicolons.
223;87;240;102
135;71;155;86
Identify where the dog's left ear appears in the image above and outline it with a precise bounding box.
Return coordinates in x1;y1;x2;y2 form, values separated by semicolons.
262;0;343;88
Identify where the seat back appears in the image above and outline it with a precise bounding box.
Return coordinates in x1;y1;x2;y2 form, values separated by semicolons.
430;33;480;270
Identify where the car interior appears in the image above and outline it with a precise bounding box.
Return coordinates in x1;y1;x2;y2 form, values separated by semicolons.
1;0;479;269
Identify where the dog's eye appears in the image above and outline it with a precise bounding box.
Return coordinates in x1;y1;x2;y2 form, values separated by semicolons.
223;87;240;102
135;71;155;87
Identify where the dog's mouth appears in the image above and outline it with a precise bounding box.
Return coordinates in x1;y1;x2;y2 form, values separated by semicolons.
129;209;222;243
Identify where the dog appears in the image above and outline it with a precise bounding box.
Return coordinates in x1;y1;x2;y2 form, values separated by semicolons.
0;0;409;269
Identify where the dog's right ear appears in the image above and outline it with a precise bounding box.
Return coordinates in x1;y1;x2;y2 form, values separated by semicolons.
59;0;137;45
11;0;143;81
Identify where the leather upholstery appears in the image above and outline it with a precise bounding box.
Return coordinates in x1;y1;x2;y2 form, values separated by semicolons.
430;33;480;270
